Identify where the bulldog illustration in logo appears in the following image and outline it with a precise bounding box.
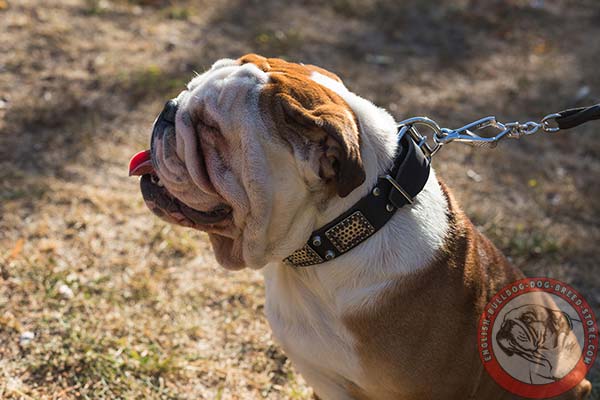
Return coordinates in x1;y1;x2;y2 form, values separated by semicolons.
496;304;582;384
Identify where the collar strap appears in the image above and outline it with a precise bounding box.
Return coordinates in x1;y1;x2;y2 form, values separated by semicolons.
283;132;431;267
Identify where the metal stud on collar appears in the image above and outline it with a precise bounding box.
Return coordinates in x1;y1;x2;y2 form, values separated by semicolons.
312;236;322;247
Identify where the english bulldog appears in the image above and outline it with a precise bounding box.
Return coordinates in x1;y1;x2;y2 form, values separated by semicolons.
129;54;592;399
497;304;583;384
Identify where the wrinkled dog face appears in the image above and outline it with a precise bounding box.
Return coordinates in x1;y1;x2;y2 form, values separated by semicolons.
496;304;575;356
131;55;367;270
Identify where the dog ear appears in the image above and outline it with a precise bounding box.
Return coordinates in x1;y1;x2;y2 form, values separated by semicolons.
549;310;572;332
274;92;365;197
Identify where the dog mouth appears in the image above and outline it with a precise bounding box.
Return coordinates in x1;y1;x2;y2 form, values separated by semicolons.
130;152;231;226
129;100;232;227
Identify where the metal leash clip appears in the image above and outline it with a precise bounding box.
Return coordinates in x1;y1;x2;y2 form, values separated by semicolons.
397;112;564;160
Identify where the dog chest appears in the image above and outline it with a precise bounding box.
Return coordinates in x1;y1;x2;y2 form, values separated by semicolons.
262;264;364;396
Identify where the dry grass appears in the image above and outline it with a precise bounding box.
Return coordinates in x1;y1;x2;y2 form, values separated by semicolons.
0;0;599;398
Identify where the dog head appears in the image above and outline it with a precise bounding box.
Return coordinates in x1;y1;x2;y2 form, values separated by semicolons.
130;54;397;270
496;304;575;362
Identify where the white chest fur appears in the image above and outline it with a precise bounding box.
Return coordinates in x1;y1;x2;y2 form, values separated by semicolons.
263;264;362;399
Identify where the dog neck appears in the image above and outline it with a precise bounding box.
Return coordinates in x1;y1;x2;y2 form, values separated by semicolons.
263;170;449;310
263;73;450;312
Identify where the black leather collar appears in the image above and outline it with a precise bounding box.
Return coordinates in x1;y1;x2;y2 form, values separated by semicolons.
283;131;431;267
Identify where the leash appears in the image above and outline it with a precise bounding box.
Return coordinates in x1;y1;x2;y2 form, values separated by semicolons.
284;103;599;267
397;103;600;159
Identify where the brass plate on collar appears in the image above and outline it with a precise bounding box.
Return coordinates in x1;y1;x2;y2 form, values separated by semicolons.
325;211;375;253
284;244;324;267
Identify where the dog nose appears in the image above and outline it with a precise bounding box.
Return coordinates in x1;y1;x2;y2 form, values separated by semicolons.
496;321;514;348
161;99;178;123
151;99;179;146
499;319;512;332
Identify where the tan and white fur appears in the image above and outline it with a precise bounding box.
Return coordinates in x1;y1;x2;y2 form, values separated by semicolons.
137;54;592;399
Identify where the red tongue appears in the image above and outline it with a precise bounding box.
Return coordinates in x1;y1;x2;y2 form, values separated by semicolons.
128;150;154;176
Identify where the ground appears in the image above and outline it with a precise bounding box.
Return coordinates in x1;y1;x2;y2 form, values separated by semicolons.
0;0;599;399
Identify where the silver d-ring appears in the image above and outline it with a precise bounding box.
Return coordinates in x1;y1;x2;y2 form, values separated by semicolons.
541;113;561;133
